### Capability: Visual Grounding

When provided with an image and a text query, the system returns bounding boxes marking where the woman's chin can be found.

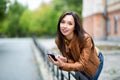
[62,33,68,36]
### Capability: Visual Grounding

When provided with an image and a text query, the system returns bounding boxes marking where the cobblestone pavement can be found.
[38,38,120,80]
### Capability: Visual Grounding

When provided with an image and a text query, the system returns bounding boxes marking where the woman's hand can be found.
[47,55,67,67]
[56,55,67,63]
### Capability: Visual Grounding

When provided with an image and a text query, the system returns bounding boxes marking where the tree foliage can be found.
[30,4,58,36]
[5,1,27,37]
[52,0,82,17]
[19,9,32,36]
[0,0,8,21]
[0,0,83,37]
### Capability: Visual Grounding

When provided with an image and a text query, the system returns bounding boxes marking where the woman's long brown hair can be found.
[56,11,94,54]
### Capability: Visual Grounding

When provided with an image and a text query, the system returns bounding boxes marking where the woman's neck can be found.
[65,33,74,41]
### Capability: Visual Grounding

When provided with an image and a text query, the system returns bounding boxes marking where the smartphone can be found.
[47,54,57,61]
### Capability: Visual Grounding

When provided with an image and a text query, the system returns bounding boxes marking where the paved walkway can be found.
[38,38,120,80]
[0,38,41,80]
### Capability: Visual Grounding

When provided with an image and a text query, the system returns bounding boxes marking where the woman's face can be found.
[60,15,75,40]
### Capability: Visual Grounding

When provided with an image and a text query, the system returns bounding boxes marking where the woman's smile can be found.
[61,28,69,34]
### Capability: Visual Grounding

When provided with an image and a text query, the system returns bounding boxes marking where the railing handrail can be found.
[32,37,78,80]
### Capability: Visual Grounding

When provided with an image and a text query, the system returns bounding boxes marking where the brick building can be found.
[82,0,120,41]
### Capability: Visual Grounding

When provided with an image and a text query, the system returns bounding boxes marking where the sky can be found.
[11,0,51,11]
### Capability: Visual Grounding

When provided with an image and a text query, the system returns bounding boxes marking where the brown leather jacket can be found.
[55,34,100,77]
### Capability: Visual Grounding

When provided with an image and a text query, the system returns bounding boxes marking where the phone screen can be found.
[47,54,57,61]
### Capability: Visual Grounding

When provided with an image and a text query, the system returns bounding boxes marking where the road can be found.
[0,38,41,80]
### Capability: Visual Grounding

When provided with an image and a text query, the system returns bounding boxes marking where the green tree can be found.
[0,0,8,21]
[19,9,32,36]
[63,0,82,15]
[30,4,59,37]
[52,0,82,17]
[29,0,83,37]
[0,0,83,37]
[0,0,9,36]
[6,0,27,37]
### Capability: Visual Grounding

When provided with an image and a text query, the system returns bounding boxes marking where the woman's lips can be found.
[61,29,68,33]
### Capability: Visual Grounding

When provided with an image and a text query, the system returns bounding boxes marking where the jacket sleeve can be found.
[60,37,93,71]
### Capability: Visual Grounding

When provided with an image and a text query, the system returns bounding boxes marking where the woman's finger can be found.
[57,56,67,62]
[48,55,58,64]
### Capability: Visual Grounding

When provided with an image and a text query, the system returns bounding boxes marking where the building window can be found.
[107,19,110,34]
[114,16,118,34]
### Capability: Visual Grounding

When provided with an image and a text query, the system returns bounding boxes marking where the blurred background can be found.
[83,0,120,41]
[0,0,120,80]
[0,0,120,41]
[0,0,82,38]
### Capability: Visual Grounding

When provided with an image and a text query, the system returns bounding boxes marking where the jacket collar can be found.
[64,34,78,48]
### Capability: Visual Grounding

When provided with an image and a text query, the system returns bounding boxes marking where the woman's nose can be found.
[63,23,68,28]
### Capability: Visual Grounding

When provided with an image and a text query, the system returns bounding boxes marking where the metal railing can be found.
[32,37,78,80]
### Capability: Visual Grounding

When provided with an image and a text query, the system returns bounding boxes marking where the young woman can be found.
[48,11,104,80]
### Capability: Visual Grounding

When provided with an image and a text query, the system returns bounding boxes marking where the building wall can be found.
[107,0,120,41]
[82,0,120,41]
[83,15,94,36]
[82,0,104,18]
[83,13,107,40]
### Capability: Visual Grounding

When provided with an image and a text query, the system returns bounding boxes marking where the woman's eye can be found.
[68,22,72,25]
[61,20,65,23]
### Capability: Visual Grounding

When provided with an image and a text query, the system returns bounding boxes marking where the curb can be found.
[31,41,53,80]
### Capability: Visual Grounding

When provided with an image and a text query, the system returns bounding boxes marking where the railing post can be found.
[56,67,59,79]
[61,70,64,80]
[68,72,70,80]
